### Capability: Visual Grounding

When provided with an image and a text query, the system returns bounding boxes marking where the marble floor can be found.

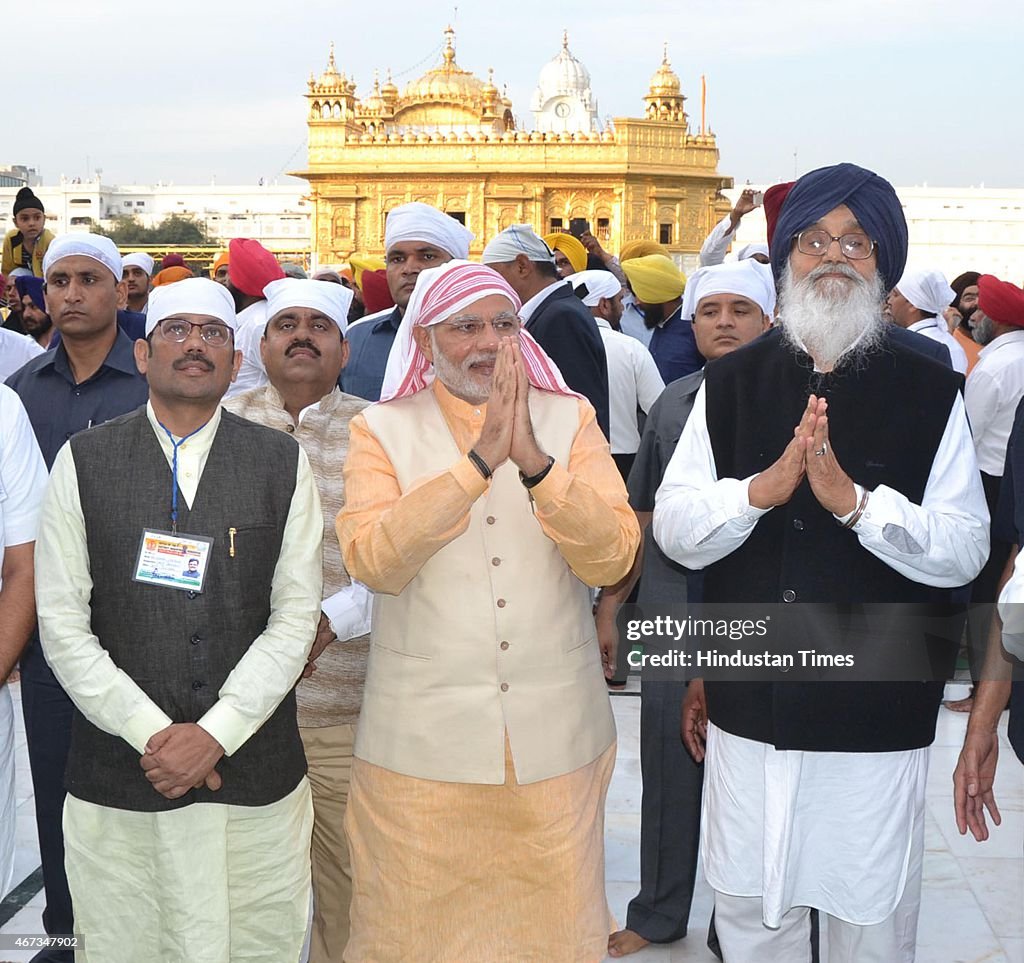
[1,680,1021,962]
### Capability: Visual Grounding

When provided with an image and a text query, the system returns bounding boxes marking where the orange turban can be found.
[152,266,193,287]
[209,251,229,278]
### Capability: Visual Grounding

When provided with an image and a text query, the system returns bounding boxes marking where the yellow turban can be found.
[619,239,670,263]
[621,254,686,304]
[348,253,387,288]
[543,233,588,274]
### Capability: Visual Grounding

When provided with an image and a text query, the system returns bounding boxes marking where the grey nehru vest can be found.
[67,407,306,812]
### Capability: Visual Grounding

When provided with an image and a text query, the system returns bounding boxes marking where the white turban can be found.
[681,260,776,321]
[122,252,155,276]
[735,242,769,262]
[145,277,236,335]
[384,202,475,259]
[481,224,556,265]
[42,233,122,281]
[895,268,956,317]
[263,277,353,334]
[567,270,622,307]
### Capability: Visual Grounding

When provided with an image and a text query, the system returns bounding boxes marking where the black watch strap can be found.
[519,456,555,489]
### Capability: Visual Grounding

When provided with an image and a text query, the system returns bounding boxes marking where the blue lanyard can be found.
[158,420,207,533]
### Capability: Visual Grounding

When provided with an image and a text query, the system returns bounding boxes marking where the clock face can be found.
[554,102,571,118]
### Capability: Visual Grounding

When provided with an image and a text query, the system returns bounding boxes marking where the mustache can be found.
[806,262,864,284]
[173,353,214,371]
[286,340,321,358]
[465,352,497,367]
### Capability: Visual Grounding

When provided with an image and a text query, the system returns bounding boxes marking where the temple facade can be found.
[294,28,733,265]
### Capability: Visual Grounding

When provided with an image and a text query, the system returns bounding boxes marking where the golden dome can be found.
[381,69,398,99]
[404,26,487,102]
[649,44,681,96]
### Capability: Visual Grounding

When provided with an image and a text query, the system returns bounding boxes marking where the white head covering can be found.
[42,233,122,281]
[681,260,776,321]
[122,252,155,276]
[566,270,622,307]
[895,268,956,317]
[263,277,353,334]
[481,225,556,265]
[384,202,475,259]
[735,242,769,262]
[7,267,32,279]
[145,277,236,335]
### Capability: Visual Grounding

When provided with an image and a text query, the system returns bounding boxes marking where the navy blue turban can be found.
[14,275,46,312]
[768,162,908,292]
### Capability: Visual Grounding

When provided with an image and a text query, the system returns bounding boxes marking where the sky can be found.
[14,0,1022,190]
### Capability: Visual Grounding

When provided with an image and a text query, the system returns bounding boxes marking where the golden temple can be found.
[294,27,733,264]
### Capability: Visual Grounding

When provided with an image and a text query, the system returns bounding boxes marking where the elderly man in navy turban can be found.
[653,163,990,962]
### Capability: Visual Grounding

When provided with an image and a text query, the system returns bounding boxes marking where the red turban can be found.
[360,269,395,315]
[978,275,1024,328]
[763,182,794,249]
[160,253,186,270]
[228,238,285,298]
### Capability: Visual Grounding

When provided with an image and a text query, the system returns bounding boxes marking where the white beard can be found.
[779,262,887,370]
[429,330,495,404]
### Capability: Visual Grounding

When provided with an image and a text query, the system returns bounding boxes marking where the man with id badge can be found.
[35,277,323,962]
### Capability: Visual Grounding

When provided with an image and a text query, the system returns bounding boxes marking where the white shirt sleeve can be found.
[964,366,999,457]
[997,555,1024,660]
[0,386,47,547]
[321,580,373,641]
[653,386,990,587]
[632,343,666,414]
[699,215,736,267]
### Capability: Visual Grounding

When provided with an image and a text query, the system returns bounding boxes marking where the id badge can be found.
[134,529,214,593]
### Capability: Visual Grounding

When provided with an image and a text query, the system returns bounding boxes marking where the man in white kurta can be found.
[35,278,323,962]
[0,385,47,898]
[654,163,989,962]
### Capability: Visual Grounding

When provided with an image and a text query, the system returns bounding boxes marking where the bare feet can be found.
[608,928,650,957]
[944,694,975,713]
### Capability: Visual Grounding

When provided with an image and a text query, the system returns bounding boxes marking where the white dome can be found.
[535,34,592,102]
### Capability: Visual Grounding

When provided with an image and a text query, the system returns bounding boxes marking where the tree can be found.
[98,214,211,245]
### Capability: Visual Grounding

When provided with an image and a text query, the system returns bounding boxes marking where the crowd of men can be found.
[0,167,1020,963]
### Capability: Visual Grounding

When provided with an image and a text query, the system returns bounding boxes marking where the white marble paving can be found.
[1,681,1021,962]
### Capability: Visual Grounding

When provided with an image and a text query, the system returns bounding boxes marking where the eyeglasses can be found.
[157,318,232,347]
[794,230,876,260]
[436,316,520,339]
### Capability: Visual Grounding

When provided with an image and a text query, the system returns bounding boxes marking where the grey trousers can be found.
[624,679,704,943]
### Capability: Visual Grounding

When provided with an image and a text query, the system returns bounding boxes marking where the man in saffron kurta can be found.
[338,261,640,962]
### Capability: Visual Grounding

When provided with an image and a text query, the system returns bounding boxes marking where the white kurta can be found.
[652,380,989,926]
